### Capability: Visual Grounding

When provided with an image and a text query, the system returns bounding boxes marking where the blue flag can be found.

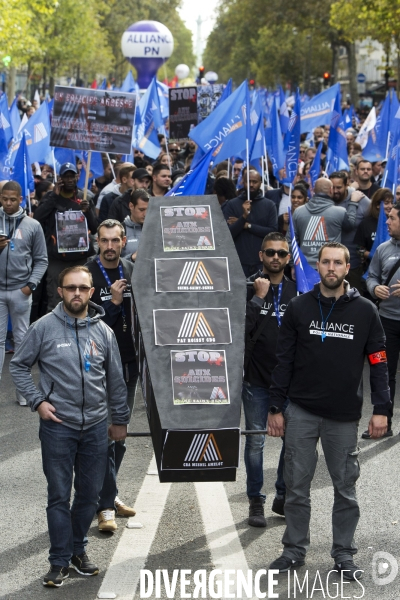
[120,71,138,93]
[300,84,340,133]
[165,149,213,197]
[11,133,35,208]
[52,147,76,175]
[132,77,163,160]
[382,130,400,192]
[99,78,107,90]
[278,86,289,136]
[289,207,320,293]
[156,81,170,121]
[9,97,21,140]
[0,93,13,146]
[306,141,323,195]
[189,80,249,163]
[77,151,104,188]
[283,90,301,184]
[265,96,284,178]
[363,94,391,162]
[216,79,232,109]
[326,89,349,175]
[362,202,390,280]
[9,101,51,168]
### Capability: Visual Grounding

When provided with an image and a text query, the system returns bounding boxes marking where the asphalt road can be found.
[1,356,400,600]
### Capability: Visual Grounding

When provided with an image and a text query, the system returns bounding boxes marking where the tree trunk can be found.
[7,66,16,105]
[345,41,358,106]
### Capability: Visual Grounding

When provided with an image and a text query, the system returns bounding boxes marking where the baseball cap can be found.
[132,168,151,180]
[60,162,78,175]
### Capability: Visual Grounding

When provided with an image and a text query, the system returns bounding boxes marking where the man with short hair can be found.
[288,178,363,269]
[10,265,129,587]
[223,169,278,276]
[99,165,136,223]
[86,221,138,532]
[107,168,151,223]
[34,162,97,311]
[95,161,130,216]
[329,170,370,291]
[151,164,172,196]
[121,190,150,262]
[268,242,390,579]
[371,161,383,185]
[366,204,400,438]
[243,233,297,527]
[0,181,48,404]
[354,160,379,198]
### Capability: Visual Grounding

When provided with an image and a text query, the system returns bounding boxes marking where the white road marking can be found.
[195,481,256,600]
[96,456,171,600]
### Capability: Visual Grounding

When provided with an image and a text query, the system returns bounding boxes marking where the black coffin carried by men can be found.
[131,195,246,482]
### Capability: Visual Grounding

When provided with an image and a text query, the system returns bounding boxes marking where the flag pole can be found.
[246,138,250,201]
[261,155,265,196]
[106,153,115,179]
[52,149,57,184]
[263,139,270,189]
[83,151,92,201]
[227,157,230,179]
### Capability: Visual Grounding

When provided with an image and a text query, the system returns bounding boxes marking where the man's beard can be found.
[101,249,119,262]
[320,272,347,290]
[64,297,90,315]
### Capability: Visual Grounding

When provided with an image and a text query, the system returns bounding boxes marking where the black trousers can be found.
[380,316,400,428]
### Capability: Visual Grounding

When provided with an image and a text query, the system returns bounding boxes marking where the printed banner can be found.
[161,428,240,470]
[160,205,215,252]
[153,308,232,345]
[50,86,136,153]
[55,210,89,253]
[169,87,198,141]
[155,257,230,292]
[171,349,230,405]
[197,84,225,123]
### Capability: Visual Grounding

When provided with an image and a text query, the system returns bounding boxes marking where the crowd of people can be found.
[0,110,397,587]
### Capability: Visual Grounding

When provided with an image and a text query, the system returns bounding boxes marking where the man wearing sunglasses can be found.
[243,232,297,527]
[10,265,129,587]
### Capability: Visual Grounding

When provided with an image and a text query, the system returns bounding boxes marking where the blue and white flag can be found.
[77,151,104,189]
[306,141,323,195]
[120,71,138,93]
[165,149,213,197]
[300,84,340,133]
[132,77,164,160]
[9,97,21,140]
[326,89,349,175]
[363,93,391,162]
[189,80,249,163]
[278,86,289,136]
[283,90,301,184]
[156,81,170,121]
[51,147,76,175]
[382,129,400,192]
[0,93,13,146]
[11,132,35,208]
[265,96,284,178]
[289,207,320,293]
[363,202,390,279]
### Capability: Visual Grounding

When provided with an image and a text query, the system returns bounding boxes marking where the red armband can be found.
[368,351,387,365]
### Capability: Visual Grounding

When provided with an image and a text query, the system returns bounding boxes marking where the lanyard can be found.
[7,217,22,250]
[271,282,283,327]
[96,256,127,332]
[67,316,91,372]
[318,293,336,342]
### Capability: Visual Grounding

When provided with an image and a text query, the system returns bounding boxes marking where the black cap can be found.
[132,168,151,180]
[60,162,78,175]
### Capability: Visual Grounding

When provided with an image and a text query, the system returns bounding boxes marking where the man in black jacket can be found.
[223,169,278,276]
[34,163,97,311]
[268,242,390,580]
[243,233,297,527]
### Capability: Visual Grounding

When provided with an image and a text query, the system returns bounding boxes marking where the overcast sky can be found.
[178,0,220,58]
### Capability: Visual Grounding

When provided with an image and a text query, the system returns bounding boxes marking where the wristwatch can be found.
[27,282,37,292]
[247,223,252,229]
[269,405,282,415]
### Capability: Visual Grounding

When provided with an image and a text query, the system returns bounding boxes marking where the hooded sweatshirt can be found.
[0,206,48,290]
[121,215,142,260]
[288,193,359,268]
[269,283,391,421]
[366,238,400,321]
[9,301,129,430]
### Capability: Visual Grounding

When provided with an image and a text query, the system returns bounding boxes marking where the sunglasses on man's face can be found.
[262,249,289,258]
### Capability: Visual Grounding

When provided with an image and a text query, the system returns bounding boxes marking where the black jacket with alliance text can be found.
[269,283,391,421]
[245,272,297,388]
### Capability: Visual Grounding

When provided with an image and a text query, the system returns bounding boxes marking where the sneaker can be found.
[334,560,363,581]
[361,429,393,439]
[271,496,285,516]
[43,565,69,587]
[269,555,305,572]
[16,390,28,406]
[98,509,117,532]
[115,496,136,517]
[70,552,99,576]
[248,497,267,527]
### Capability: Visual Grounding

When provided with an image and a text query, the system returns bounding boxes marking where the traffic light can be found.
[198,66,205,79]
[249,79,255,89]
[323,72,331,87]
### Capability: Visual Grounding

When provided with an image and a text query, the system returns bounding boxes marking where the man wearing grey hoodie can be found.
[287,178,363,269]
[10,265,129,587]
[0,181,47,405]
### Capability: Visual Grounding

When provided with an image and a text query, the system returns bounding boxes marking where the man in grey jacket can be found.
[10,265,129,588]
[287,178,363,269]
[121,189,150,262]
[366,204,400,438]
[0,181,47,405]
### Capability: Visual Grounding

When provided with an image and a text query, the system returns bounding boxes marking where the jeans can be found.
[98,360,138,512]
[0,288,32,379]
[282,402,360,562]
[39,418,108,567]
[380,316,400,428]
[242,381,286,500]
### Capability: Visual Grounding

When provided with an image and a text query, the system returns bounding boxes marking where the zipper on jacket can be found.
[75,321,86,429]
